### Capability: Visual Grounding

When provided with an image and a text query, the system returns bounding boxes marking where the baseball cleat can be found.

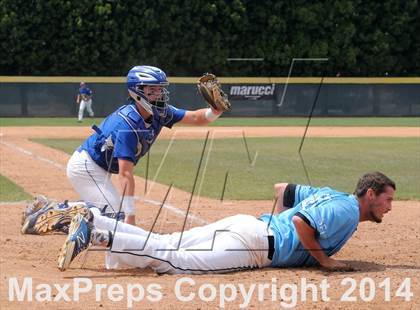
[21,195,51,225]
[57,214,92,271]
[100,205,126,222]
[21,201,91,235]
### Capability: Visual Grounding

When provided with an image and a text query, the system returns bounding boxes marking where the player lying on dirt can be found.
[22,171,396,273]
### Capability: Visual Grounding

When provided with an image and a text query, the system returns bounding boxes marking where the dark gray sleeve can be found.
[283,183,297,208]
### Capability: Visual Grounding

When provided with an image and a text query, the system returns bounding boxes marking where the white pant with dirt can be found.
[78,99,94,121]
[90,210,273,274]
[67,150,122,213]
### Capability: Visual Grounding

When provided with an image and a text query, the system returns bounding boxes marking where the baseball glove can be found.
[197,73,231,112]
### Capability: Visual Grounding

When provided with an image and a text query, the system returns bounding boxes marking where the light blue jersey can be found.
[259,185,360,267]
[79,100,185,173]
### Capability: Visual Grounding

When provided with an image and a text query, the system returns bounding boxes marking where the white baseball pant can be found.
[67,150,122,213]
[78,99,94,121]
[90,210,274,274]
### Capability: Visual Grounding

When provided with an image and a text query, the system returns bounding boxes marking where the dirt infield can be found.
[0,126,419,309]
[1,125,419,139]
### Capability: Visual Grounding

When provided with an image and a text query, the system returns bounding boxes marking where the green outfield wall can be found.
[1,77,419,117]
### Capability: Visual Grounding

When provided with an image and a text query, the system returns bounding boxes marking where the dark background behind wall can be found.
[1,0,419,77]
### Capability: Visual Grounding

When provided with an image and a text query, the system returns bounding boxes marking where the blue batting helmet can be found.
[127,66,170,116]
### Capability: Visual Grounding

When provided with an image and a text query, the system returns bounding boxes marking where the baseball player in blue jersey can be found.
[56,171,395,273]
[21,65,226,235]
[77,82,94,122]
[68,66,227,226]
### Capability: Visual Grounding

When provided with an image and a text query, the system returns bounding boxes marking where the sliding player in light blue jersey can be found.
[57,172,395,273]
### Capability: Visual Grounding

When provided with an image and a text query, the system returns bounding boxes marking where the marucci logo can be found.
[229,84,276,100]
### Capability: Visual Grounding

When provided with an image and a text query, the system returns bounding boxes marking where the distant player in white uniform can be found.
[21,65,226,234]
[77,82,94,122]
[56,171,395,273]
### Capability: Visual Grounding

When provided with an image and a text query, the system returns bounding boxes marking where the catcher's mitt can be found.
[197,73,231,112]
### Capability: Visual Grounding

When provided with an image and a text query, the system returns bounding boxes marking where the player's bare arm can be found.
[118,159,136,225]
[274,183,289,213]
[180,107,222,125]
[292,215,353,271]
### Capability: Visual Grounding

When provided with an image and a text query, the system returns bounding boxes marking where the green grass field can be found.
[31,137,420,200]
[0,175,31,202]
[1,117,419,127]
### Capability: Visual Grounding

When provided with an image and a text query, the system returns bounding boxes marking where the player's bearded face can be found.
[368,186,394,223]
